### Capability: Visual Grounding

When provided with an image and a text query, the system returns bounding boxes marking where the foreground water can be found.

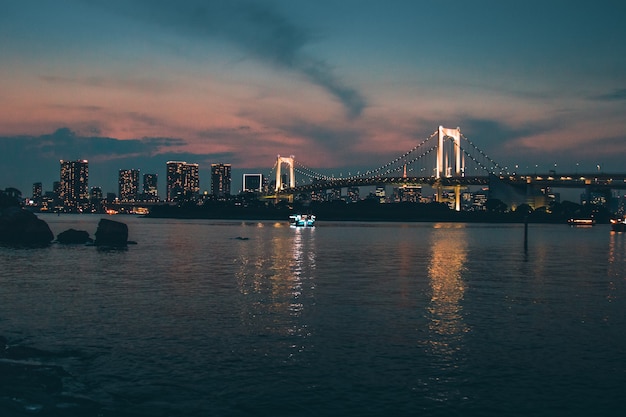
[1,214,625,416]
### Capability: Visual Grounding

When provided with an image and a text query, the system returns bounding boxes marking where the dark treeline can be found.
[146,197,612,224]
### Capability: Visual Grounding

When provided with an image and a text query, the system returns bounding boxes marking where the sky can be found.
[1,0,625,197]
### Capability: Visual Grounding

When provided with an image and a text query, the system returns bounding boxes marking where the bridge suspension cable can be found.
[269,127,509,190]
[459,134,507,175]
[350,130,438,180]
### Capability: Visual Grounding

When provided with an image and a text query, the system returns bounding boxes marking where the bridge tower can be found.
[275,155,295,192]
[436,126,464,211]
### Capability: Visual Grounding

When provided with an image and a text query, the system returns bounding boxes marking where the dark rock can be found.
[94,218,128,247]
[0,206,53,246]
[56,228,92,244]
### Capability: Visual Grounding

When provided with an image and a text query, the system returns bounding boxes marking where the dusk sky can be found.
[1,0,625,196]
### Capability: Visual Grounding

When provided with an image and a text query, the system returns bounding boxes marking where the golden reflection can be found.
[427,225,469,355]
[235,224,316,344]
[607,233,626,302]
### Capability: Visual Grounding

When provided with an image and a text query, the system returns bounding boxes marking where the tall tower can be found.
[59,159,89,212]
[118,169,140,202]
[211,163,232,198]
[166,161,199,201]
[275,155,295,192]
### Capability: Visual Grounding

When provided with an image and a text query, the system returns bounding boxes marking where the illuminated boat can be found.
[610,217,626,232]
[567,218,595,226]
[289,214,316,227]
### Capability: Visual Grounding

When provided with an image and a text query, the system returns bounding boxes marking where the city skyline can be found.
[1,1,625,195]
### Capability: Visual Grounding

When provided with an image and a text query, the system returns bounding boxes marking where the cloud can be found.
[87,0,367,118]
[1,128,186,161]
[0,128,228,194]
[590,88,626,101]
[40,75,174,94]
[459,118,553,146]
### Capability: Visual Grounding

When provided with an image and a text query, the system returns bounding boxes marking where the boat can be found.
[610,217,626,232]
[289,214,316,227]
[567,218,595,226]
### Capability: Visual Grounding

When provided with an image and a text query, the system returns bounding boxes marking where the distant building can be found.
[328,188,342,202]
[32,182,42,202]
[143,173,158,201]
[243,173,263,193]
[211,163,232,198]
[166,161,199,201]
[118,169,140,202]
[90,186,103,201]
[375,186,386,203]
[33,182,43,200]
[347,187,360,203]
[59,159,89,212]
[90,186,104,213]
[393,185,421,203]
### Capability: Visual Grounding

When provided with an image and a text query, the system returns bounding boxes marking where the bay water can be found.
[1,214,625,416]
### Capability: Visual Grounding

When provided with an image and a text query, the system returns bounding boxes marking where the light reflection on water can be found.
[1,215,625,416]
[427,223,468,357]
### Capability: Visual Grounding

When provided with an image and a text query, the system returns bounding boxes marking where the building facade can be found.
[32,182,42,202]
[242,173,263,193]
[166,161,199,201]
[118,169,140,202]
[59,159,89,211]
[143,173,158,201]
[211,163,232,198]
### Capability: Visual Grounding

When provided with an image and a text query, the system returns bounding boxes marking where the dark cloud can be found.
[18,128,185,158]
[590,88,626,101]
[0,128,189,194]
[86,0,367,118]
[0,128,263,195]
[459,118,553,145]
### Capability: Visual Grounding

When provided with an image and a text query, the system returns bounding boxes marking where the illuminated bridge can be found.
[270,126,626,210]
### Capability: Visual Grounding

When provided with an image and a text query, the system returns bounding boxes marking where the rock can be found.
[56,228,92,244]
[94,218,128,247]
[0,206,53,246]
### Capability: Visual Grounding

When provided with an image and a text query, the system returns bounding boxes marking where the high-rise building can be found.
[32,182,42,202]
[211,163,231,198]
[59,159,89,211]
[118,169,140,202]
[243,173,263,193]
[143,173,158,201]
[166,161,199,201]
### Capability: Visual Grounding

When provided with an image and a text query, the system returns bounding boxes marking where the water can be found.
[1,214,625,416]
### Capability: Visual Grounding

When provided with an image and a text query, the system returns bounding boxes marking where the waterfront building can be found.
[32,182,42,203]
[59,159,89,212]
[243,174,263,193]
[393,185,422,203]
[90,187,103,201]
[166,161,199,201]
[118,169,140,202]
[211,163,232,198]
[375,186,386,203]
[143,173,158,201]
[327,188,342,202]
[347,187,360,203]
[90,186,104,213]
